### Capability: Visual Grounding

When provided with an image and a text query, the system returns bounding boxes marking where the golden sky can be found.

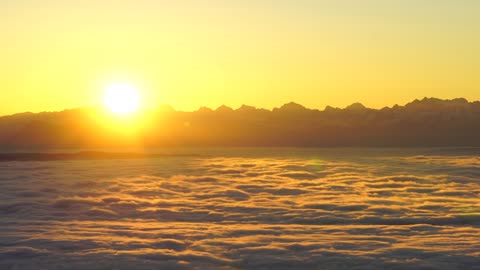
[1,0,479,115]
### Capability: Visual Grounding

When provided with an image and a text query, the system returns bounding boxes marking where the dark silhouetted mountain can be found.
[324,105,340,112]
[237,105,256,112]
[345,102,367,111]
[216,105,234,113]
[275,102,307,112]
[1,97,480,149]
[196,106,213,113]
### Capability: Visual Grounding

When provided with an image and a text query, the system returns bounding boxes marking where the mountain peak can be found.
[324,105,339,112]
[345,102,366,110]
[237,105,257,112]
[197,106,213,113]
[277,102,307,111]
[216,105,234,112]
[406,97,470,111]
[452,98,468,104]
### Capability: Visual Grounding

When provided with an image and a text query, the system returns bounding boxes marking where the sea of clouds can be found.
[0,148,479,269]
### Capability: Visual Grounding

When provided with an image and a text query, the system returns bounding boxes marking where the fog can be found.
[1,149,479,269]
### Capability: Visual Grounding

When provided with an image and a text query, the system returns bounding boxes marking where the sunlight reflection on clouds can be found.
[0,151,479,269]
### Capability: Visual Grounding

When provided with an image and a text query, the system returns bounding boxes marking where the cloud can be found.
[0,152,479,269]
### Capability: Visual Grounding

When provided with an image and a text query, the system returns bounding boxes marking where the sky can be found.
[1,0,479,115]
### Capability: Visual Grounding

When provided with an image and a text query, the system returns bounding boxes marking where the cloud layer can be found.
[1,150,479,269]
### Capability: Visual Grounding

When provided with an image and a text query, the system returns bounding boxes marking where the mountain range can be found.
[1,97,480,149]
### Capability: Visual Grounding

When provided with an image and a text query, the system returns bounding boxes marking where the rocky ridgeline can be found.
[1,97,480,148]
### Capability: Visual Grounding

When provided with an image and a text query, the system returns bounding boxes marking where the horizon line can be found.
[0,96,477,117]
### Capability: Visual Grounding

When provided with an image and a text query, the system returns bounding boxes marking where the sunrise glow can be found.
[103,83,140,115]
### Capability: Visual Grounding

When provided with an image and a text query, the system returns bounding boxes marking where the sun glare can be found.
[103,84,140,115]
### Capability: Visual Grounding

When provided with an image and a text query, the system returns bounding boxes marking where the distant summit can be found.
[405,97,470,112]
[215,105,234,113]
[276,102,307,112]
[196,106,213,113]
[237,105,257,112]
[345,102,367,110]
[1,97,480,149]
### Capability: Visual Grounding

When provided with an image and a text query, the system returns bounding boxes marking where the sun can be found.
[103,83,140,115]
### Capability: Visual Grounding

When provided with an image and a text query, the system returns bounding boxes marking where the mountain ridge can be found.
[2,97,479,118]
[1,97,480,149]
